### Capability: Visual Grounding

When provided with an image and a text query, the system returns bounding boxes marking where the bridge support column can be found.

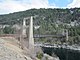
[29,16,34,55]
[22,18,27,37]
[66,29,68,41]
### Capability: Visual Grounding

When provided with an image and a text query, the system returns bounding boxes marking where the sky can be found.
[0,0,80,14]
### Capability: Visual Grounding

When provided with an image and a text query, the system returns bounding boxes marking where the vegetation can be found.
[3,26,15,34]
[36,52,43,59]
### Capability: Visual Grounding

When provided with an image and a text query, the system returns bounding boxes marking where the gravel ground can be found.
[0,38,27,60]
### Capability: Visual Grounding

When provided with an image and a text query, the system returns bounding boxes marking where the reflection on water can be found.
[42,47,80,60]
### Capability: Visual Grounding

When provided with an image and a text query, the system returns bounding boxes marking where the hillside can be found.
[0,8,80,23]
[0,8,80,34]
[0,8,80,45]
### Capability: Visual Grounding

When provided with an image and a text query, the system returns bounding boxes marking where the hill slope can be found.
[0,8,80,35]
[0,37,32,60]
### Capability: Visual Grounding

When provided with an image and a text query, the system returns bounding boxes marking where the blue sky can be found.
[0,0,80,14]
[48,0,73,7]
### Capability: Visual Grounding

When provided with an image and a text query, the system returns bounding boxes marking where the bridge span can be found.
[33,34,66,38]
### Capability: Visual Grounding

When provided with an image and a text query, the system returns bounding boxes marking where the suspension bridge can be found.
[0,16,68,55]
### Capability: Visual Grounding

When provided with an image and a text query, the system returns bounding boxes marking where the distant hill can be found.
[0,8,80,24]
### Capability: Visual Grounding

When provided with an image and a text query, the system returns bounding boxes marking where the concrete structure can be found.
[22,18,27,37]
[21,16,34,54]
[62,29,68,41]
[29,16,34,54]
[65,29,68,41]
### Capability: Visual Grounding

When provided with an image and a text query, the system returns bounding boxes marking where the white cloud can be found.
[67,0,80,8]
[0,0,56,14]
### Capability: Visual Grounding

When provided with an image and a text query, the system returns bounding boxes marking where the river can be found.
[41,46,80,60]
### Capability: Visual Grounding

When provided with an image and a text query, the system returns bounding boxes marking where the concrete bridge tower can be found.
[21,16,35,54]
[22,18,27,37]
[29,16,34,54]
[65,29,68,41]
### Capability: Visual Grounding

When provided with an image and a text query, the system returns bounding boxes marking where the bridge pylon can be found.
[22,18,27,37]
[29,16,34,54]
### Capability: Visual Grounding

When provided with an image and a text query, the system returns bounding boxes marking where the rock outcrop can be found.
[42,54,60,60]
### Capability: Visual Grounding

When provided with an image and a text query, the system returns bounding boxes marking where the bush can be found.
[36,52,43,59]
[3,26,15,34]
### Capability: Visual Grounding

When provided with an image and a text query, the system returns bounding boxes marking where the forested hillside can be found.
[0,8,80,34]
[0,8,80,24]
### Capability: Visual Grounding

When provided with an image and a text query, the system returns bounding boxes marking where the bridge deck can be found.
[33,34,65,38]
